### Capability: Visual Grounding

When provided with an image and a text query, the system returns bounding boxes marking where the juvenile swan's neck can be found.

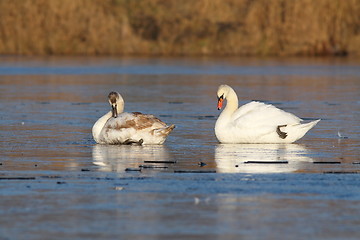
[116,102,124,115]
[92,111,112,143]
[222,87,239,117]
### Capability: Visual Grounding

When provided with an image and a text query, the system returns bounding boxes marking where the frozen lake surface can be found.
[1,56,360,239]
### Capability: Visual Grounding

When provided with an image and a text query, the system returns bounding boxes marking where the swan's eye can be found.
[218,94,224,100]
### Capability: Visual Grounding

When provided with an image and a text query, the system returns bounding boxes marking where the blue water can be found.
[1,56,360,240]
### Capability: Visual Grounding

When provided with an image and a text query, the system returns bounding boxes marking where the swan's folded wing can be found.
[232,101,302,130]
[130,112,167,130]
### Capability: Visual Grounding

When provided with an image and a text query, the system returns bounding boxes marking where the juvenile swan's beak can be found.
[111,104,118,118]
[217,96,224,110]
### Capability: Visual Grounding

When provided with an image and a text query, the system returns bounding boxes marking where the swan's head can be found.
[216,85,232,110]
[108,91,124,118]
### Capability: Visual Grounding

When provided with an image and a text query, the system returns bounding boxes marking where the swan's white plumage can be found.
[232,101,302,128]
[92,92,174,145]
[215,85,320,143]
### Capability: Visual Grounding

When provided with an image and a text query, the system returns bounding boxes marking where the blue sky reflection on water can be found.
[0,56,360,240]
[1,56,360,76]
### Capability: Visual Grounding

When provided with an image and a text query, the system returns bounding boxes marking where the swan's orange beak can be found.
[217,97,223,110]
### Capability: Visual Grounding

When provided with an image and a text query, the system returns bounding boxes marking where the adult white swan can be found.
[92,91,175,145]
[215,85,320,143]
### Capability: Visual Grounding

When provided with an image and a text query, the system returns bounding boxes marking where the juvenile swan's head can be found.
[108,91,124,118]
[216,85,232,110]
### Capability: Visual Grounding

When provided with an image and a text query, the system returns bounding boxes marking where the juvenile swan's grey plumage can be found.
[92,91,175,145]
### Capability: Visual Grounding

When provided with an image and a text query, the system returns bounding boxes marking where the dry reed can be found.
[0,0,359,56]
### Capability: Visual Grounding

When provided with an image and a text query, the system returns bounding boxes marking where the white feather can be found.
[215,85,320,143]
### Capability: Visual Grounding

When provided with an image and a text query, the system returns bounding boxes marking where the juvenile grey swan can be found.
[92,91,175,145]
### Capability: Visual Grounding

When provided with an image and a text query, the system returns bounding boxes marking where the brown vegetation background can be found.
[1,0,360,56]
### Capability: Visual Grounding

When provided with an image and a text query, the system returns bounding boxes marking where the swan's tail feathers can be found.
[287,119,320,142]
[154,124,175,137]
[283,119,320,143]
[302,119,321,130]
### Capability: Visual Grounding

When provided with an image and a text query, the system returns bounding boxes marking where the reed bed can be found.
[0,0,359,56]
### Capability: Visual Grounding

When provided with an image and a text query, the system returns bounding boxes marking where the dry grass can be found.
[0,0,359,56]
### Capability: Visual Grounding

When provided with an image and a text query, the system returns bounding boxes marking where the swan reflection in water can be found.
[92,144,171,172]
[215,144,313,173]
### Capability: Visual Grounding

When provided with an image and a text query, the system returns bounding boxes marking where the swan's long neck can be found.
[116,101,124,115]
[215,86,239,141]
[222,87,239,117]
[92,111,112,143]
